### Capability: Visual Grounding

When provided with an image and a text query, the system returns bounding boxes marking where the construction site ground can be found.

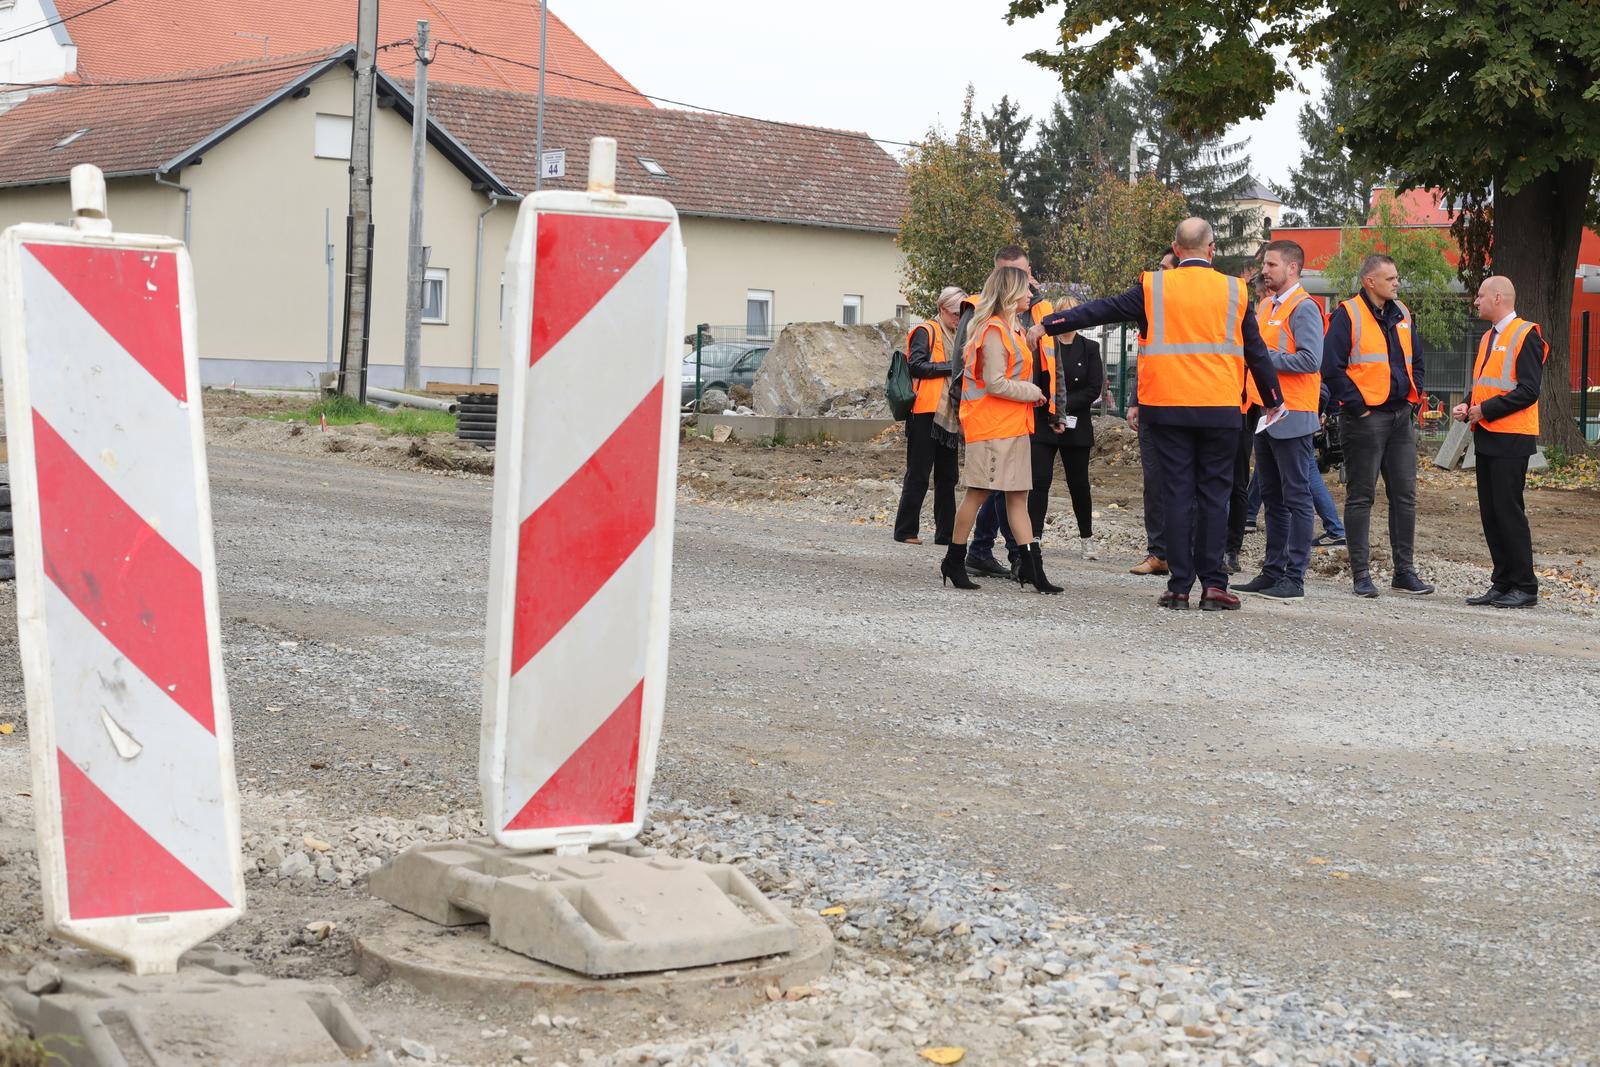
[2,400,1598,1066]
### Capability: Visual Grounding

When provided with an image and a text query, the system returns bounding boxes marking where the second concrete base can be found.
[354,908,832,1025]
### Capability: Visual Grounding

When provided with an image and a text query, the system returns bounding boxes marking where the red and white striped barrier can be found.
[481,138,687,851]
[0,166,242,974]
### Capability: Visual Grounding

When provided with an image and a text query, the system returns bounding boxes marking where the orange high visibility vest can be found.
[908,321,949,415]
[1029,298,1058,417]
[1136,267,1247,408]
[1248,288,1323,412]
[1471,317,1544,436]
[960,316,1035,443]
[1341,295,1418,406]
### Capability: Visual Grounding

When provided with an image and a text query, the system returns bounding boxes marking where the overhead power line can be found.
[0,40,413,92]
[432,40,919,150]
[0,0,123,47]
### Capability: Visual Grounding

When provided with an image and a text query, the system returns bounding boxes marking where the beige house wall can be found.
[679,217,906,335]
[0,178,182,247]
[0,68,908,386]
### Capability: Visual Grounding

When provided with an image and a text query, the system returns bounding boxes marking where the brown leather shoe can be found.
[1158,591,1189,610]
[1130,555,1169,576]
[1201,587,1241,611]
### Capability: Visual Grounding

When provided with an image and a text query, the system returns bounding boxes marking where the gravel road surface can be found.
[0,438,1595,1066]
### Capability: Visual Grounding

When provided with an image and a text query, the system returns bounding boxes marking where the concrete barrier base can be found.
[0,947,373,1066]
[368,841,802,977]
[354,907,833,1025]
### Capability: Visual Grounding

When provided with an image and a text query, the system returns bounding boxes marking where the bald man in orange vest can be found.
[1033,218,1282,611]
[1454,275,1548,609]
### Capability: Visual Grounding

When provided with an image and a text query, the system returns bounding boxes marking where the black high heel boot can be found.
[1017,542,1063,594]
[940,543,981,589]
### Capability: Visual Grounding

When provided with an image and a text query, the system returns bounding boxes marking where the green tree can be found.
[1016,84,1139,275]
[1057,172,1189,298]
[1129,60,1254,230]
[1322,192,1460,348]
[1270,53,1381,226]
[897,86,1021,313]
[982,95,1033,206]
[1005,0,1599,450]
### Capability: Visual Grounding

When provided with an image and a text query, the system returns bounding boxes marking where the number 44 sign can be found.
[541,149,565,180]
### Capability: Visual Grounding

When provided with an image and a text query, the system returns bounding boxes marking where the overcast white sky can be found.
[554,0,1323,189]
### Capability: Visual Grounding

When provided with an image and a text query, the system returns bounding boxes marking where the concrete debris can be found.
[751,321,900,417]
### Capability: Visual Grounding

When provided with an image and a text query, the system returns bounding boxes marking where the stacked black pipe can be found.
[457,393,497,447]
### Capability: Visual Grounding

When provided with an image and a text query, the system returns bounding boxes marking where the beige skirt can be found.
[962,434,1032,491]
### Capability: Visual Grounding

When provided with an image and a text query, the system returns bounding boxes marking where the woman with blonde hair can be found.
[940,266,1061,593]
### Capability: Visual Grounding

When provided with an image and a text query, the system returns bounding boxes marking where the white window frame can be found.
[842,294,863,326]
[314,114,353,160]
[422,268,449,324]
[747,289,774,340]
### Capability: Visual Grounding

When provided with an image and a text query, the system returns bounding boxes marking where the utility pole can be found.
[337,0,380,401]
[1129,137,1138,183]
[534,0,548,192]
[402,19,431,391]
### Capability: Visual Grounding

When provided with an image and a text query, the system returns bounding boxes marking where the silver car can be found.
[680,342,770,407]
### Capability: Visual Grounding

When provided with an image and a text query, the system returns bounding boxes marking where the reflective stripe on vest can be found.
[909,320,947,415]
[1471,318,1542,436]
[1249,289,1323,412]
[1342,296,1418,405]
[960,317,1035,443]
[1136,268,1248,408]
[1030,298,1057,417]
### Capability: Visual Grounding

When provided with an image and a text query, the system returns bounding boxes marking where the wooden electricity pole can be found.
[337,0,380,401]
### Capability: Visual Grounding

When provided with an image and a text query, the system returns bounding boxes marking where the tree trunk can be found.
[1491,159,1595,452]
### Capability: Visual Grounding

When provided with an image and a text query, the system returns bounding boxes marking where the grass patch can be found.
[268,393,456,437]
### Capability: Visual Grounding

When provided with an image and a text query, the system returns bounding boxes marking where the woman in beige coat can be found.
[940,266,1061,594]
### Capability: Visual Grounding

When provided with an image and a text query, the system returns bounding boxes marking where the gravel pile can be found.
[244,794,1581,1066]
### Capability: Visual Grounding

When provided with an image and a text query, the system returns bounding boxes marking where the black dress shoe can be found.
[1491,589,1538,609]
[1466,588,1503,606]
[1225,551,1241,575]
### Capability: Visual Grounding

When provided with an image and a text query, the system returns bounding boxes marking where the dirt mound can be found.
[205,416,493,476]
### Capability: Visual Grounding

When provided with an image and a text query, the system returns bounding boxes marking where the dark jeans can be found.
[1227,408,1259,555]
[1255,432,1315,585]
[1137,416,1165,557]
[894,412,958,543]
[1148,423,1239,595]
[1340,406,1418,575]
[1029,439,1093,539]
[970,492,1018,558]
[1476,451,1536,594]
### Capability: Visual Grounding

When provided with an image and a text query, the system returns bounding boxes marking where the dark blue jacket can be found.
[1040,261,1281,428]
[1322,291,1427,415]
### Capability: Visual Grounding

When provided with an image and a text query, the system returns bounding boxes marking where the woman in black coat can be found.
[1032,302,1104,560]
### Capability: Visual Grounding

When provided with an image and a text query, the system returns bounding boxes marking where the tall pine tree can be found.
[1014,82,1138,277]
[1130,60,1255,237]
[982,95,1032,206]
[1270,53,1380,226]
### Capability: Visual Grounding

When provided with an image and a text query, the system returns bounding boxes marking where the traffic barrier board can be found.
[0,166,243,974]
[481,139,687,850]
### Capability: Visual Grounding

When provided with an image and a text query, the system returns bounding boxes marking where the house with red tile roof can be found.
[1,0,647,105]
[0,49,909,386]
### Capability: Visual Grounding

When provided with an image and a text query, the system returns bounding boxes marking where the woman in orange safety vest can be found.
[940,266,1061,594]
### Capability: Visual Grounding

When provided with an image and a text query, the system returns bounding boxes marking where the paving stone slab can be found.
[0,950,373,1067]
[368,840,801,977]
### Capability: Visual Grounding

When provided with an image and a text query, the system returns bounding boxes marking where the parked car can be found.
[680,341,770,407]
